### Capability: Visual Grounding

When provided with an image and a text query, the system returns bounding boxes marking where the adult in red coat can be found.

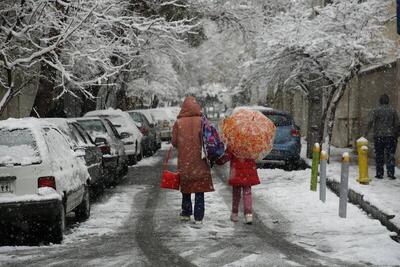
[172,96,214,223]
[217,148,260,224]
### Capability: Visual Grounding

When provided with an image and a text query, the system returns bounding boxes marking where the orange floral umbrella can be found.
[221,109,276,160]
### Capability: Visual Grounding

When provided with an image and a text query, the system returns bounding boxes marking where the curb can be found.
[326,178,399,236]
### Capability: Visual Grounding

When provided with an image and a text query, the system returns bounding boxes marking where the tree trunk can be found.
[306,87,324,158]
[326,62,361,157]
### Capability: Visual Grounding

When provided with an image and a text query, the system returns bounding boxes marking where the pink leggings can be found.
[232,186,252,215]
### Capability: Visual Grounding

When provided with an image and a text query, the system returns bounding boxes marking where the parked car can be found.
[0,118,91,244]
[45,118,105,196]
[84,109,143,165]
[127,110,157,155]
[76,117,128,186]
[148,108,174,141]
[233,106,302,170]
[134,109,162,150]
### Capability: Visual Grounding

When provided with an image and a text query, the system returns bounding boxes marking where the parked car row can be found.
[0,107,176,244]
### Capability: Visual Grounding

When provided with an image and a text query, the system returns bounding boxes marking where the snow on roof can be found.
[0,117,55,130]
[233,106,274,113]
[85,108,128,117]
[85,109,142,138]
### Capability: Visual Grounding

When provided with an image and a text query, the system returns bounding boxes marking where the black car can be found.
[76,117,128,186]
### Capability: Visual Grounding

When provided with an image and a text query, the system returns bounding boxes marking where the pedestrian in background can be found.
[216,146,260,224]
[366,94,400,179]
[172,96,214,225]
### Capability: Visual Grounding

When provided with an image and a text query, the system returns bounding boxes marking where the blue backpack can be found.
[201,115,225,166]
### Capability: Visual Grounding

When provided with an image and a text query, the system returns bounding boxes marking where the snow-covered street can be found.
[1,145,399,266]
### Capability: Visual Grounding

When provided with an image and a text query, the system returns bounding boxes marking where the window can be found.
[78,119,107,134]
[0,128,41,165]
[263,113,292,127]
[104,119,120,139]
[43,128,74,162]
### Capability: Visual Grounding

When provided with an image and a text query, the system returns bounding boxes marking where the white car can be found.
[84,109,143,165]
[148,108,175,141]
[0,118,91,244]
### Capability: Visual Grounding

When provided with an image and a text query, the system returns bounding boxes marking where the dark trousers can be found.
[374,136,397,177]
[181,193,204,221]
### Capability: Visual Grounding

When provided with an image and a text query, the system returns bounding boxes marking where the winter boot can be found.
[230,213,239,222]
[180,215,190,222]
[245,214,253,225]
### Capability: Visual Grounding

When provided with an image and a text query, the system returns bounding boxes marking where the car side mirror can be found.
[94,137,107,146]
[120,132,131,139]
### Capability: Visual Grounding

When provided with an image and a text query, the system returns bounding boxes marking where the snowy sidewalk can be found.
[306,142,400,236]
[253,166,400,266]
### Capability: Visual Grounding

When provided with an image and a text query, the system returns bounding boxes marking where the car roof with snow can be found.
[84,109,142,137]
[0,117,55,130]
[232,106,290,116]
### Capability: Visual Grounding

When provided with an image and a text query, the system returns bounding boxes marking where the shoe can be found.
[230,213,239,222]
[194,220,203,225]
[388,175,397,180]
[375,175,383,179]
[180,215,190,222]
[245,214,253,225]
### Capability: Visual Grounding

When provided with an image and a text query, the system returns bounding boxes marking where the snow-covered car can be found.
[76,117,128,186]
[161,106,180,119]
[45,118,105,196]
[127,110,157,156]
[148,108,175,141]
[133,109,162,150]
[0,118,91,244]
[84,109,143,165]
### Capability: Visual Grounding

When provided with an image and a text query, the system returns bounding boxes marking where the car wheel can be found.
[49,203,65,244]
[285,159,299,171]
[75,186,90,221]
[128,154,137,166]
[137,147,143,161]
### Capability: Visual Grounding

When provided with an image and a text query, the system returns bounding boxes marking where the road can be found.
[0,147,356,267]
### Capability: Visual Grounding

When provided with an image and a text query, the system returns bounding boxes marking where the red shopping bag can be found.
[160,147,180,190]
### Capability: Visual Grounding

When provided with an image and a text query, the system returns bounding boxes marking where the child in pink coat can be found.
[217,147,260,224]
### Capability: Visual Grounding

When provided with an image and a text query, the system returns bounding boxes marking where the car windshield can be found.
[0,128,41,166]
[129,112,142,123]
[78,120,107,136]
[263,113,292,127]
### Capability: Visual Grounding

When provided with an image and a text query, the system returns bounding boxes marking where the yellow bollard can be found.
[356,137,369,185]
[310,143,320,191]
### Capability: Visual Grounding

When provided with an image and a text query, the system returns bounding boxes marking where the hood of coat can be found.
[178,96,201,118]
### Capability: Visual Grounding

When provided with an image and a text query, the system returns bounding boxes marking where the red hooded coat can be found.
[172,97,214,193]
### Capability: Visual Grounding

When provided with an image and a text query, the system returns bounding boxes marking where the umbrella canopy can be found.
[221,109,276,159]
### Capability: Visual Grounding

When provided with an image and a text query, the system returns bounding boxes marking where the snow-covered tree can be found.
[0,0,197,115]
[240,0,395,152]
